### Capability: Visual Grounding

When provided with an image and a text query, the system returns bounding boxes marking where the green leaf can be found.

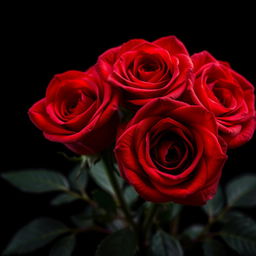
[124,186,138,206]
[71,217,93,229]
[71,208,94,228]
[95,228,137,256]
[89,160,114,195]
[151,230,183,256]
[93,208,113,223]
[183,225,204,240]
[50,235,76,256]
[203,239,227,256]
[2,169,69,193]
[92,190,117,214]
[3,218,68,255]
[203,187,224,218]
[68,165,88,192]
[226,174,256,208]
[89,159,123,195]
[220,212,256,256]
[51,193,78,206]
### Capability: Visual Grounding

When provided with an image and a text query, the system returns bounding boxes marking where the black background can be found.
[1,23,256,256]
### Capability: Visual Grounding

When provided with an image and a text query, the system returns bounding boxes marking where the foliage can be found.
[2,156,256,255]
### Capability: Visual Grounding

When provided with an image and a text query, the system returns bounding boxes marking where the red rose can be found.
[96,36,193,106]
[28,68,119,155]
[115,98,227,205]
[189,51,255,148]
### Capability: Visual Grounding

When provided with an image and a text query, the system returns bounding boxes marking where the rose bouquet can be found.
[2,36,256,256]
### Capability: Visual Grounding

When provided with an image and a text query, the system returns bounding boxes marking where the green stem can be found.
[102,152,161,255]
[213,205,230,222]
[102,152,138,233]
[64,189,96,207]
[171,214,180,236]
[143,203,159,235]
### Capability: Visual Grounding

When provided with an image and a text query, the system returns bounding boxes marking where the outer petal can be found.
[224,118,256,148]
[46,70,89,99]
[118,39,147,55]
[96,39,146,80]
[154,36,189,55]
[172,170,222,205]
[65,112,119,155]
[192,51,218,72]
[96,46,121,80]
[28,98,72,135]
[126,97,188,128]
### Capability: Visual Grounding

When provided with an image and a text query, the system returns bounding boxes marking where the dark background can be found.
[1,25,256,256]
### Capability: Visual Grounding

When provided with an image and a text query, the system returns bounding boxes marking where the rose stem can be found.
[102,151,139,234]
[62,189,97,207]
[143,203,160,240]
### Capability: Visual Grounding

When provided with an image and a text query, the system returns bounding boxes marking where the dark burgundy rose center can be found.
[210,81,239,109]
[130,54,169,82]
[205,71,238,109]
[66,93,81,113]
[150,132,193,175]
[212,86,230,107]
[57,88,96,120]
[141,62,159,72]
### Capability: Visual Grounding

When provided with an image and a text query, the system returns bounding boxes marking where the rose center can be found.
[66,95,81,113]
[133,55,164,82]
[150,132,191,175]
[212,86,231,108]
[166,146,181,163]
[141,62,158,72]
[62,90,95,118]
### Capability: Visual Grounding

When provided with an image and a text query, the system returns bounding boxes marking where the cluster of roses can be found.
[29,36,255,205]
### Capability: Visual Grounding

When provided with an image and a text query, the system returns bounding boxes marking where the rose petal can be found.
[154,36,189,55]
